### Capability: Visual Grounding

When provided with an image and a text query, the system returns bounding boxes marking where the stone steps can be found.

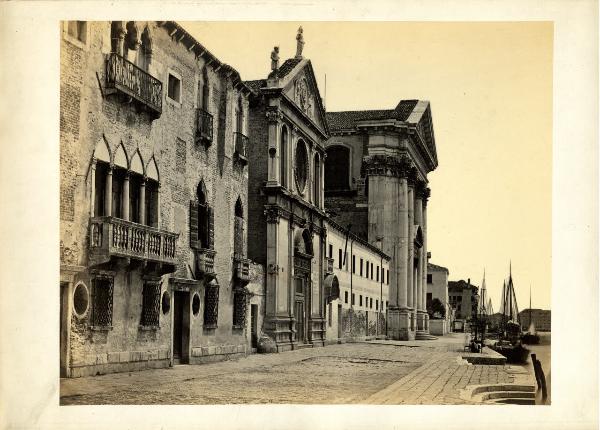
[294,343,314,350]
[492,397,536,405]
[415,331,437,341]
[461,382,537,405]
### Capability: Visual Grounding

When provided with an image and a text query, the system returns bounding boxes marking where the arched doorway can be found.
[293,229,313,345]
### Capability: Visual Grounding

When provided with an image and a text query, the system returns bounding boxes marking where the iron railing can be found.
[195,108,213,144]
[105,53,162,116]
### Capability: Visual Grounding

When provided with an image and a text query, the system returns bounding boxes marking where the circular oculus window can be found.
[161,290,171,315]
[192,293,201,316]
[72,282,89,318]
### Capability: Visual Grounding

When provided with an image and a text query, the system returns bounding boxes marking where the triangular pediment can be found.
[407,101,438,165]
[280,60,329,136]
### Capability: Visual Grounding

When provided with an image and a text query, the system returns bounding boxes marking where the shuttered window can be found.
[189,201,214,250]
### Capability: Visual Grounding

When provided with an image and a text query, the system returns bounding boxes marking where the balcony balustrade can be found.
[234,132,249,165]
[105,53,162,118]
[233,255,251,284]
[196,248,217,280]
[89,217,178,267]
[195,108,214,145]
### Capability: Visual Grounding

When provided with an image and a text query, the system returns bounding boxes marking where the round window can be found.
[161,291,171,314]
[192,293,201,316]
[294,139,308,193]
[73,282,89,318]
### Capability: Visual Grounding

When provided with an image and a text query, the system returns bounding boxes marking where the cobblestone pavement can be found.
[60,333,517,405]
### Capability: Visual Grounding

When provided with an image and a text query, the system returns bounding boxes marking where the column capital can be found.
[407,167,418,186]
[265,106,283,123]
[362,154,412,178]
[422,187,431,206]
[415,180,427,199]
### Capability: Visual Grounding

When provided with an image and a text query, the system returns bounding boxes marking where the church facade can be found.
[245,51,330,351]
[325,101,438,340]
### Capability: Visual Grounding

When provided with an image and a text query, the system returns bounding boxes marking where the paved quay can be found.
[61,333,519,405]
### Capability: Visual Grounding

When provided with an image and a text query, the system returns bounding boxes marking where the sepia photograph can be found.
[58,20,552,406]
[0,1,597,429]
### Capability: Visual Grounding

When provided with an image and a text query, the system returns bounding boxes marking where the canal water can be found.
[519,331,551,404]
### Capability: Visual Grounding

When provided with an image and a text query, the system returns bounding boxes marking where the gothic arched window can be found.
[234,197,244,257]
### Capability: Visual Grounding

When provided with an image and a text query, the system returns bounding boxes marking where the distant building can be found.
[519,308,551,332]
[426,262,452,335]
[448,279,479,321]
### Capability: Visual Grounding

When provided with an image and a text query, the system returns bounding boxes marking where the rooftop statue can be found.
[295,26,304,59]
[270,46,280,71]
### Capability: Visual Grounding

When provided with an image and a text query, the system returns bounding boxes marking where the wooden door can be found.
[295,300,305,344]
[173,291,185,362]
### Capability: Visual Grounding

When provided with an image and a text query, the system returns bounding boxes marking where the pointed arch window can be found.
[196,67,213,144]
[190,182,214,250]
[234,197,245,258]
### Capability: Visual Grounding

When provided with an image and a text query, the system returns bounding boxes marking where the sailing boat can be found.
[491,262,530,363]
[469,269,489,352]
[521,285,540,344]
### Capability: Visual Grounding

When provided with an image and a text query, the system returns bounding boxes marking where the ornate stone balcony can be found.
[195,108,213,145]
[234,132,249,165]
[233,255,251,284]
[325,257,334,275]
[105,53,162,118]
[89,216,178,268]
[195,248,217,280]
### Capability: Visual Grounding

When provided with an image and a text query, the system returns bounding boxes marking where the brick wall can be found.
[246,101,268,264]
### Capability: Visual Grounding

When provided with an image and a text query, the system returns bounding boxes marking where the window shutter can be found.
[189,201,199,249]
[208,206,215,250]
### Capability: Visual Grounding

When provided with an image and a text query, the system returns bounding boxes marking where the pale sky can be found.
[182,22,553,311]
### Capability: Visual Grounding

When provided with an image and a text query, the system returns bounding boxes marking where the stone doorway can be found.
[60,282,69,377]
[172,290,189,364]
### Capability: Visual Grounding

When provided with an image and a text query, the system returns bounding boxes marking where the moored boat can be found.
[490,263,530,363]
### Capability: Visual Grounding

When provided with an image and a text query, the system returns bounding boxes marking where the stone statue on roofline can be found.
[295,26,304,59]
[270,46,280,72]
